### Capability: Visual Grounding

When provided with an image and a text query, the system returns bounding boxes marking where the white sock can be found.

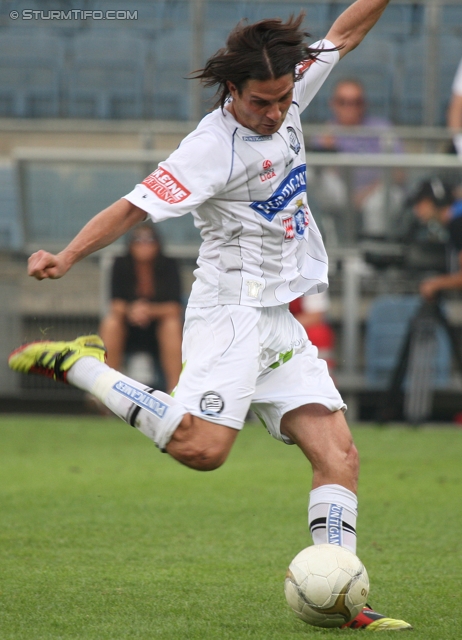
[308,484,358,554]
[67,357,186,450]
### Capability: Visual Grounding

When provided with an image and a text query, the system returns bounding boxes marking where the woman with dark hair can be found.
[99,224,183,392]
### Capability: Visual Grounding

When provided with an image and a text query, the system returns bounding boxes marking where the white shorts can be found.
[173,304,345,443]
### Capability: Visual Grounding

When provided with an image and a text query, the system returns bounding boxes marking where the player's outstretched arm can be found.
[325,0,391,59]
[28,198,147,281]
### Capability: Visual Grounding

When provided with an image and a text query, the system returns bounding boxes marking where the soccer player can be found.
[9,0,412,630]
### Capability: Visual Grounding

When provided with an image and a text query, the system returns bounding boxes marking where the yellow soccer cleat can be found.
[8,335,106,383]
[341,605,413,631]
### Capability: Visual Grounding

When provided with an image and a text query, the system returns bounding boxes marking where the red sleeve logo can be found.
[297,59,315,75]
[142,167,191,204]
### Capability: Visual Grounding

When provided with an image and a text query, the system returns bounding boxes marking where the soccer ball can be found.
[284,544,369,628]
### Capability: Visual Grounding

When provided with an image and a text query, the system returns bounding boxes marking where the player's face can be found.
[226,75,294,135]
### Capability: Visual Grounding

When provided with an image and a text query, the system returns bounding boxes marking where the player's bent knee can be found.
[172,443,229,471]
[166,416,238,471]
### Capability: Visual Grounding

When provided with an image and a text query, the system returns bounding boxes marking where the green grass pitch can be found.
[0,416,461,639]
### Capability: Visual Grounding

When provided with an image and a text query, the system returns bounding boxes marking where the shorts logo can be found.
[260,159,276,182]
[200,391,224,415]
[246,279,263,298]
[142,167,191,204]
[283,216,295,241]
[327,504,343,546]
[112,381,168,418]
[242,135,273,141]
[287,126,301,155]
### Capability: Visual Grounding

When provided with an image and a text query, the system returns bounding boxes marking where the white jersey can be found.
[453,58,462,96]
[124,41,339,308]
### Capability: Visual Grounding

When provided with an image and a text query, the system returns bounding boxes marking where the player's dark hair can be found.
[192,13,338,109]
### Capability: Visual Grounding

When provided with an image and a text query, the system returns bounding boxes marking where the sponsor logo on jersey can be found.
[112,381,168,418]
[242,135,273,142]
[260,159,276,182]
[250,164,307,221]
[287,126,301,154]
[283,216,295,241]
[142,167,190,204]
[246,279,263,298]
[296,58,315,75]
[327,504,343,546]
[200,391,224,415]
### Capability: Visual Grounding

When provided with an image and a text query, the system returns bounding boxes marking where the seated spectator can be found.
[311,78,404,238]
[99,224,183,393]
[289,291,335,374]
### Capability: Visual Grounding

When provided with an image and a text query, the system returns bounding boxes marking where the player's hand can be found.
[27,250,70,280]
[127,299,152,327]
[419,278,439,301]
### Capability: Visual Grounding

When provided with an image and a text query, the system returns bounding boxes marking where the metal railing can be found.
[12,146,462,382]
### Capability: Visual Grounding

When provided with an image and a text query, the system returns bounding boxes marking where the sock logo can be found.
[327,504,343,546]
[113,381,168,418]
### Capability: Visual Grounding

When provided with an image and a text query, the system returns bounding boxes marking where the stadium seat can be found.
[365,295,451,389]
[0,60,60,118]
[152,28,193,119]
[205,1,329,52]
[67,31,144,118]
[0,0,457,125]
[68,61,143,119]
[305,38,395,123]
[20,162,143,244]
[440,5,462,31]
[371,4,424,37]
[0,163,22,250]
[438,35,462,125]
[395,36,425,125]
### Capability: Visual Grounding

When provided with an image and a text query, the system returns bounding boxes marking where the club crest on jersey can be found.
[250,164,307,221]
[287,126,301,155]
[260,159,276,182]
[200,391,224,415]
[294,208,306,239]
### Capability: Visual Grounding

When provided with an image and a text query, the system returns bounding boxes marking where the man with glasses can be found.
[313,79,403,238]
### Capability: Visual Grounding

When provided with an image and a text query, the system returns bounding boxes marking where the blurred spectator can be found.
[99,224,183,392]
[311,78,404,238]
[289,291,335,373]
[447,58,462,156]
[407,178,462,300]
